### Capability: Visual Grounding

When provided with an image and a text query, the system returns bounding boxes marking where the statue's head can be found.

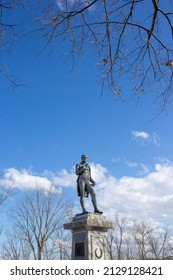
[81,154,88,161]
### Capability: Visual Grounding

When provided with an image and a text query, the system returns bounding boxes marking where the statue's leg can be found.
[87,183,103,214]
[79,181,88,214]
[80,196,87,213]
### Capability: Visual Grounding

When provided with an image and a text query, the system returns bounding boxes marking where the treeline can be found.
[108,215,173,260]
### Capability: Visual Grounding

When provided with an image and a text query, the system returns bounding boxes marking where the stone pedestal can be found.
[64,213,114,260]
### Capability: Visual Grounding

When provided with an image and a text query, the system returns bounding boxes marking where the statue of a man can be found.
[75,154,103,214]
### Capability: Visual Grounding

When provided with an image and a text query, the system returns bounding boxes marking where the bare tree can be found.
[127,220,173,259]
[43,224,72,260]
[147,228,172,259]
[9,185,70,260]
[0,185,13,210]
[107,228,116,259]
[1,226,72,260]
[1,1,172,110]
[131,221,153,259]
[34,0,173,110]
[115,214,128,259]
[0,184,14,242]
[108,215,173,260]
[0,231,32,260]
[0,1,25,87]
[108,214,128,259]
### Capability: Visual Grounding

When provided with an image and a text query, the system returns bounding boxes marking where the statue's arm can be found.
[75,164,85,176]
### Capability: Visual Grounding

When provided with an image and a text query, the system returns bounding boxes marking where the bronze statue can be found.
[75,154,103,214]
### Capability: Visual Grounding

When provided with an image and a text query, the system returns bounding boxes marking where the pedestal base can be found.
[64,213,114,260]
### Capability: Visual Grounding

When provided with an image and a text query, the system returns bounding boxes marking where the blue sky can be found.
[0,1,173,234]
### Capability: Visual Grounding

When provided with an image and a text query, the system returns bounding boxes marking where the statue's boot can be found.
[94,209,103,214]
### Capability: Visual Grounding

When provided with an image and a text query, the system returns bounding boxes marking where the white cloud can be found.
[131,130,159,145]
[0,168,54,192]
[56,0,88,10]
[56,0,65,10]
[126,160,150,175]
[132,130,150,140]
[1,162,173,229]
[48,168,76,187]
[95,162,173,227]
[111,157,120,163]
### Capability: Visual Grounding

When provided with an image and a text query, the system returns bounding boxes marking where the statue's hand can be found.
[91,181,96,187]
[82,165,87,170]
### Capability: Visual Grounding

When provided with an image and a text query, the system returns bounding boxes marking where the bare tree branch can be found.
[34,0,173,111]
